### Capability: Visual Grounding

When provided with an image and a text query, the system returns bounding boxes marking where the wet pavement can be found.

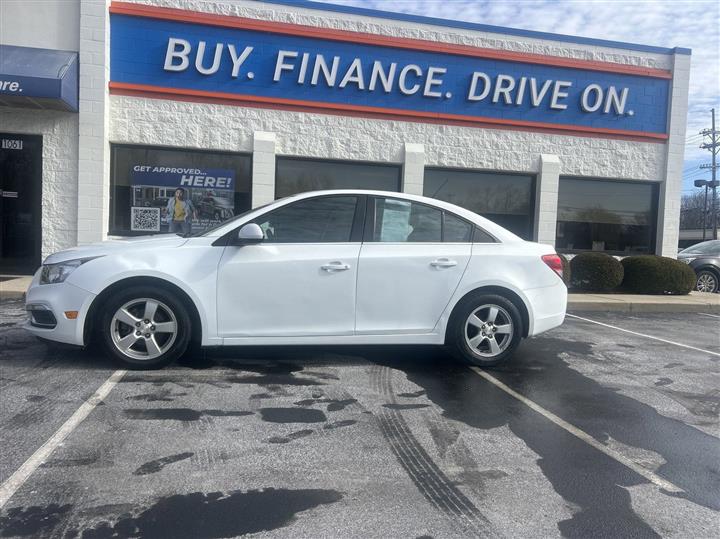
[0,298,718,538]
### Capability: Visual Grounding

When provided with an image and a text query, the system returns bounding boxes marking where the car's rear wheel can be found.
[448,293,523,367]
[100,286,191,369]
[696,270,719,293]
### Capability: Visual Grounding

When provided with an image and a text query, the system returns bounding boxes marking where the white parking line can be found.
[468,366,684,494]
[0,369,127,509]
[566,314,720,357]
[697,312,720,319]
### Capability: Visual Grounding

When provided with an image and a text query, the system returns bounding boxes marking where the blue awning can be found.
[0,45,78,112]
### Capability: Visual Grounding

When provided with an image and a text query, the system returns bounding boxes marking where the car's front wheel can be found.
[696,270,719,293]
[100,286,191,369]
[447,293,523,367]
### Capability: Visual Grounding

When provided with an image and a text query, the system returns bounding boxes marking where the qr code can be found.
[131,207,161,232]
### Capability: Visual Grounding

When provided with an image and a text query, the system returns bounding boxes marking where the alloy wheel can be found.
[696,273,718,293]
[110,298,178,360]
[464,304,514,358]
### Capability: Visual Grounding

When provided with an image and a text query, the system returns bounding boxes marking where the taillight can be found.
[541,254,564,279]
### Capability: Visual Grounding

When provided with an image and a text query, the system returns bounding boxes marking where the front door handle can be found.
[321,261,350,272]
[430,258,458,268]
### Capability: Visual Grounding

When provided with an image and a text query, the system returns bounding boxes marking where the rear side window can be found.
[252,196,358,243]
[443,213,473,242]
[371,198,442,242]
[473,227,497,243]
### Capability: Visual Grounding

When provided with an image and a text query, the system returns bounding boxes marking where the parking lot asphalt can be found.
[0,299,718,538]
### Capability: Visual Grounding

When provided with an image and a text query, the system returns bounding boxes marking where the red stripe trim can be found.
[108,82,668,143]
[109,1,672,79]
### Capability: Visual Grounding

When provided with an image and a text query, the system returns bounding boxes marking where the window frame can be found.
[362,196,478,244]
[556,176,659,256]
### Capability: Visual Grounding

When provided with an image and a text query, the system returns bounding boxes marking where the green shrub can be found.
[558,253,572,285]
[621,255,696,295]
[570,252,624,291]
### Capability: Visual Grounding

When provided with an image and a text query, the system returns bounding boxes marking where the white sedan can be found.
[25,190,567,369]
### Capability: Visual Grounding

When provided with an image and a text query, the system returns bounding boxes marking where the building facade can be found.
[0,0,691,274]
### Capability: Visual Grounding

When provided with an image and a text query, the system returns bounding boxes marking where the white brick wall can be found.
[0,108,79,259]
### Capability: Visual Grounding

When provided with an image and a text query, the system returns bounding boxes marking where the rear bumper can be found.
[24,272,96,346]
[525,280,567,336]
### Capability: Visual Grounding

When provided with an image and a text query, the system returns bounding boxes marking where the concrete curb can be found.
[568,291,720,313]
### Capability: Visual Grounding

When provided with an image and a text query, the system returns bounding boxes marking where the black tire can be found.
[447,293,523,367]
[696,270,719,293]
[99,285,191,370]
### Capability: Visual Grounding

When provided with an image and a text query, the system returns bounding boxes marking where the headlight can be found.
[40,257,101,285]
[680,257,695,264]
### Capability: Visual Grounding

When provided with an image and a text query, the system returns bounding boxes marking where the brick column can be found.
[76,0,110,244]
[402,143,425,195]
[657,50,691,257]
[252,131,277,207]
[534,154,561,246]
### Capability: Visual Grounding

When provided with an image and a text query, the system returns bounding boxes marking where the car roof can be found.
[207,189,523,242]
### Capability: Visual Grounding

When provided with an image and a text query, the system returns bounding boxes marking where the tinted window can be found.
[444,213,473,242]
[276,158,401,197]
[110,145,252,236]
[557,178,657,254]
[371,198,442,242]
[424,168,534,239]
[253,196,357,243]
[473,227,497,243]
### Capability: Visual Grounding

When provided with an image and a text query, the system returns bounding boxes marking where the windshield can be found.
[680,240,720,255]
[193,203,272,237]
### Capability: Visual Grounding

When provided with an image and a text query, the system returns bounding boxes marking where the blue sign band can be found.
[109,12,670,136]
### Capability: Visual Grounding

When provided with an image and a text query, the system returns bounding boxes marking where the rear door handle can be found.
[321,261,350,272]
[430,258,458,268]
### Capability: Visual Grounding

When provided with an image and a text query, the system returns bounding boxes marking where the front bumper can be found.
[24,272,96,346]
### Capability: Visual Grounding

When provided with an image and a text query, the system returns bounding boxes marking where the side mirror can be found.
[236,223,264,244]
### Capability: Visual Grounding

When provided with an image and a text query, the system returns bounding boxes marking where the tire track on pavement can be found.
[370,365,494,538]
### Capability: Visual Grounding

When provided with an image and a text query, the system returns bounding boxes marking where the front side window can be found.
[276,157,401,198]
[252,196,358,243]
[556,177,658,254]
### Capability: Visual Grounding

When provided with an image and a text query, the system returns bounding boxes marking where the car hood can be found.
[44,234,188,264]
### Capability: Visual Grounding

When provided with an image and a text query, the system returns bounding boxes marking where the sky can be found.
[314,0,720,196]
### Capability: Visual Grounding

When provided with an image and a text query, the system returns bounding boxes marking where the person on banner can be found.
[166,187,197,235]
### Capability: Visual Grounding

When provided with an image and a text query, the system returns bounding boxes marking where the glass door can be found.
[0,133,42,274]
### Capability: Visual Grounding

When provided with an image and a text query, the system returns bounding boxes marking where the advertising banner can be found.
[130,165,235,233]
[109,7,671,140]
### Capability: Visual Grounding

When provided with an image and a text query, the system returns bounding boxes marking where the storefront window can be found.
[556,177,658,254]
[424,168,535,239]
[275,157,401,198]
[110,145,251,236]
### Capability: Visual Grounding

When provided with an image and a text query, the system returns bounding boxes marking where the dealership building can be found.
[0,0,690,273]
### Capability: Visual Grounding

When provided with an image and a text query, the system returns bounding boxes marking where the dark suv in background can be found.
[678,240,720,293]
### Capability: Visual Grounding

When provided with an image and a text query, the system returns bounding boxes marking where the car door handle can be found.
[321,262,350,272]
[430,258,458,268]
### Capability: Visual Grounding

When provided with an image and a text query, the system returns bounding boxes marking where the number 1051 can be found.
[1,139,23,150]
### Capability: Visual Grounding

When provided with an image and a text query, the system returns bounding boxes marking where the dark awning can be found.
[0,45,78,112]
